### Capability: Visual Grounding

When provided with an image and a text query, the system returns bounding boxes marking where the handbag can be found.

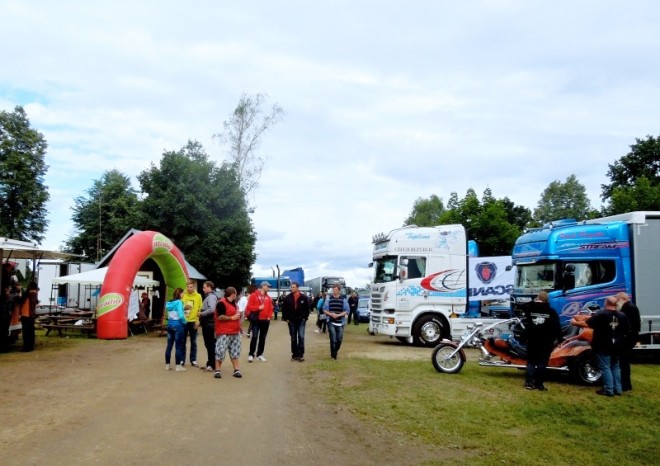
[248,310,260,322]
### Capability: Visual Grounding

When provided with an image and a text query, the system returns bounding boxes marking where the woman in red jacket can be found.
[245,281,274,362]
[214,287,242,379]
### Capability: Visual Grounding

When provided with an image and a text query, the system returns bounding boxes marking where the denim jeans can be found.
[595,351,622,395]
[327,324,344,359]
[183,322,198,364]
[288,320,306,358]
[165,323,185,365]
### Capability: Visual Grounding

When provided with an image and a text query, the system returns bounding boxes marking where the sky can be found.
[1,1,659,288]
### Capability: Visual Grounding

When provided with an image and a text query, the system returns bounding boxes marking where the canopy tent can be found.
[52,267,159,287]
[1,237,80,261]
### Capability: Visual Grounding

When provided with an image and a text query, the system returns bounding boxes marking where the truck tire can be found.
[431,343,465,373]
[571,350,601,385]
[413,315,447,347]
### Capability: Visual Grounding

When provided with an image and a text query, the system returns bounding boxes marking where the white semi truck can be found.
[369,224,513,347]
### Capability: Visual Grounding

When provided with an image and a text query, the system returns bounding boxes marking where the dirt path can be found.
[0,322,439,465]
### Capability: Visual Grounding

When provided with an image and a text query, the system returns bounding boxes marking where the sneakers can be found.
[233,369,243,378]
[248,355,254,363]
[524,384,534,390]
[257,355,267,362]
[596,389,614,397]
[175,364,187,372]
[191,361,199,368]
[214,370,222,379]
[298,357,305,362]
[205,366,214,372]
[314,329,319,334]
[291,356,300,361]
[165,364,171,371]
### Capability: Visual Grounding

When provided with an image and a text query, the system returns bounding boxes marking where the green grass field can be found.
[308,326,660,465]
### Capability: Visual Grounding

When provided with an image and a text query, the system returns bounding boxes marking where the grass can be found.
[0,329,94,365]
[307,326,660,465]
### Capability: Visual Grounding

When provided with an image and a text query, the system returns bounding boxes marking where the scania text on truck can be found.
[369,224,514,347]
[510,211,660,350]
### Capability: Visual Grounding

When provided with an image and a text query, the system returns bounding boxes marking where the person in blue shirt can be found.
[322,285,350,360]
[165,287,188,372]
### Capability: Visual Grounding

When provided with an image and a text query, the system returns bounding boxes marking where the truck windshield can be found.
[373,256,397,283]
[514,262,557,293]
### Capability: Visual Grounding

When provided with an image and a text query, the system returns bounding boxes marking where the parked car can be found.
[357,297,371,323]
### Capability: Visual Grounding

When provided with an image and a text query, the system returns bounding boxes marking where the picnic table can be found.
[38,311,96,337]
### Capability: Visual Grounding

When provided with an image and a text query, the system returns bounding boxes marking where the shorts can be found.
[215,334,241,361]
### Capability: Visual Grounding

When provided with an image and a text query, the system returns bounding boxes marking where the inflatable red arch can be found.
[97,231,189,339]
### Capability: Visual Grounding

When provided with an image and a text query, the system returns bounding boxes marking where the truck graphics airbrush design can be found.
[369,224,513,347]
[510,211,660,350]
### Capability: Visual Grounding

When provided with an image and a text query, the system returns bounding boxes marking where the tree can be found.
[65,170,142,261]
[0,106,50,242]
[138,140,256,287]
[403,195,445,226]
[601,135,660,215]
[403,188,528,255]
[213,93,284,197]
[533,175,593,223]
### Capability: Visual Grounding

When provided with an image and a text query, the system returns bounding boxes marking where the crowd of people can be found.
[162,280,357,377]
[520,289,641,397]
[1,263,39,353]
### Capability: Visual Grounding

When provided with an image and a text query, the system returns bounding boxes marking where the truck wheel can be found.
[413,315,446,347]
[432,344,465,373]
[571,350,601,385]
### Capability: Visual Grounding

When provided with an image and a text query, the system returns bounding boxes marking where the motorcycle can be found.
[431,316,601,385]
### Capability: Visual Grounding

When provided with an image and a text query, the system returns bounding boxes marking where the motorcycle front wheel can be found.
[431,344,465,374]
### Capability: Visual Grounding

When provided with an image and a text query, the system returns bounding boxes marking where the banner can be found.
[468,256,514,301]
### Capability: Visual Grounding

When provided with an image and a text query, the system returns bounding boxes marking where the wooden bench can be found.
[40,319,96,337]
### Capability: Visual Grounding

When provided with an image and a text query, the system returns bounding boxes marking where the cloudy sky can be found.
[1,1,659,287]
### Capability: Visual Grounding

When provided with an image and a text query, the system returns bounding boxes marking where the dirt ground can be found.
[0,321,446,466]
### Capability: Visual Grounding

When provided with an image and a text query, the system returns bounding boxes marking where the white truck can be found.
[369,224,513,347]
[305,276,347,297]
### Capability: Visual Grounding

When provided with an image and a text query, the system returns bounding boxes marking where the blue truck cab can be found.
[511,212,659,349]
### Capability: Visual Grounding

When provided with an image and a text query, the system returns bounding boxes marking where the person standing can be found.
[246,281,274,362]
[214,287,243,379]
[19,282,39,352]
[165,287,188,371]
[574,296,631,397]
[181,279,203,367]
[199,281,218,372]
[281,282,311,361]
[521,291,563,391]
[236,288,248,336]
[347,291,359,325]
[140,292,151,320]
[616,292,641,391]
[315,292,327,334]
[323,285,349,360]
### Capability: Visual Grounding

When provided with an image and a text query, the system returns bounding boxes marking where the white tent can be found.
[52,267,159,287]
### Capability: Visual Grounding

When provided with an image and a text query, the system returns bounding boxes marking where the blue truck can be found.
[510,211,660,350]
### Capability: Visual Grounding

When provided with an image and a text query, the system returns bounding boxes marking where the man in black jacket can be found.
[522,291,563,391]
[616,292,641,391]
[281,282,311,362]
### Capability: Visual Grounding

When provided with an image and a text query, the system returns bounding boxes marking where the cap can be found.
[260,281,271,288]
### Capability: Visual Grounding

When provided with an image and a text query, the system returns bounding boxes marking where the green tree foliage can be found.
[65,170,142,261]
[601,135,660,215]
[438,188,523,256]
[138,140,256,287]
[403,194,445,226]
[213,93,284,197]
[403,188,529,256]
[0,106,50,242]
[533,174,593,223]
